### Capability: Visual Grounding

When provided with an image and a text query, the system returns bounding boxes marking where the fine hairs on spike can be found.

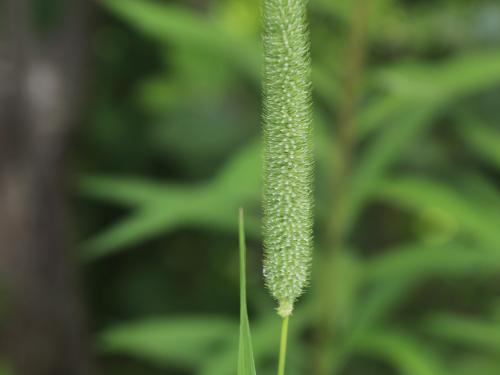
[262,0,313,318]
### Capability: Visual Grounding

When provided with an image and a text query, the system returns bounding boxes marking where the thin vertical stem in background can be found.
[313,1,372,374]
[329,0,371,247]
[277,316,290,375]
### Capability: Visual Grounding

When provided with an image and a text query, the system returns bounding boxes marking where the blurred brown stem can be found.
[313,1,371,374]
[0,1,94,374]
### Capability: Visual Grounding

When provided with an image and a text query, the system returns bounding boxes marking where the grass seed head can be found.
[262,0,313,317]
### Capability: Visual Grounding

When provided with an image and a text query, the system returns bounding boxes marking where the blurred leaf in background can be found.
[67,0,500,374]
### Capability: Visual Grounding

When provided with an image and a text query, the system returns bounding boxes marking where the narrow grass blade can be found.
[238,208,257,375]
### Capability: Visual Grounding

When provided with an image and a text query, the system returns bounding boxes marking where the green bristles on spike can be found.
[262,0,313,318]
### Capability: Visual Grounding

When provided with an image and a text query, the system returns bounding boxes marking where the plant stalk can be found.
[313,0,372,374]
[277,316,290,375]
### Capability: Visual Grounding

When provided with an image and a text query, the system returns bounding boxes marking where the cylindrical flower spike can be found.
[262,0,313,318]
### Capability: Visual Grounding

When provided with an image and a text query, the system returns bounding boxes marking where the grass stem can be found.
[277,316,290,375]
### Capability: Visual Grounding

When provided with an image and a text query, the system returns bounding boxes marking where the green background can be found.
[62,0,500,374]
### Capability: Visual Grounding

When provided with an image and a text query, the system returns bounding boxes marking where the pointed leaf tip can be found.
[237,208,257,375]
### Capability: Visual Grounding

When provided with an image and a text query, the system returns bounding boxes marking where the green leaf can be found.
[79,123,331,260]
[458,116,500,170]
[350,279,415,335]
[373,176,500,247]
[97,317,236,369]
[355,330,447,375]
[100,0,259,79]
[357,51,500,140]
[374,51,500,104]
[78,176,178,207]
[237,208,257,375]
[342,52,500,235]
[78,141,262,260]
[357,95,411,139]
[426,313,500,353]
[326,277,417,373]
[451,357,500,375]
[100,0,336,106]
[346,107,436,233]
[365,242,500,283]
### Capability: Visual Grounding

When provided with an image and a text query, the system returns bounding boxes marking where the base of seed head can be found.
[277,300,294,318]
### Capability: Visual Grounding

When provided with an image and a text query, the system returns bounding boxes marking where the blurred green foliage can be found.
[71,0,500,374]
